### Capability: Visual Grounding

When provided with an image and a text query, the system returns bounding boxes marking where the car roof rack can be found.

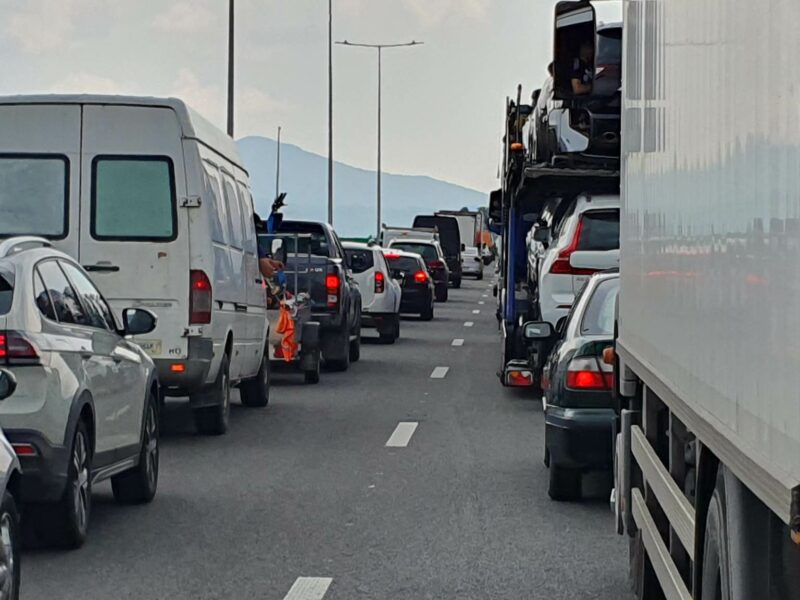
[0,236,53,259]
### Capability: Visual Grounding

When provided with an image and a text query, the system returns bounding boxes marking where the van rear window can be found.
[0,155,68,239]
[91,156,177,241]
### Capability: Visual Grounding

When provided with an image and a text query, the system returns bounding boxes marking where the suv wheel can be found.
[421,304,434,321]
[112,392,159,504]
[349,320,361,363]
[0,492,20,600]
[435,286,448,302]
[240,350,271,408]
[49,420,91,548]
[193,354,231,435]
[379,315,399,345]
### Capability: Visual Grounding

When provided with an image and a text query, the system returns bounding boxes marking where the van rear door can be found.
[0,104,81,257]
[78,105,191,361]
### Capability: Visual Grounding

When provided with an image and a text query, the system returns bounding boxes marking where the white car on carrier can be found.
[0,95,270,436]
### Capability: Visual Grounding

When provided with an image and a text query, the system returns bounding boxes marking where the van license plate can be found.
[137,340,162,357]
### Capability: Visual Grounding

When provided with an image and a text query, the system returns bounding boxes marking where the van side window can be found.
[222,177,244,249]
[238,184,257,255]
[92,156,176,241]
[203,166,228,244]
[0,154,69,239]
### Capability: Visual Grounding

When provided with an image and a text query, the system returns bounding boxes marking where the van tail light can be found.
[374,271,385,294]
[549,217,597,276]
[326,272,341,309]
[189,270,212,325]
[566,356,614,390]
[0,331,40,365]
[413,270,429,284]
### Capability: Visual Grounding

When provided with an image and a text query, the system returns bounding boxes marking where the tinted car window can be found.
[0,271,12,316]
[578,210,620,251]
[33,271,56,321]
[344,249,374,274]
[92,157,176,240]
[61,262,115,330]
[390,243,437,260]
[385,255,420,275]
[580,277,620,336]
[37,261,87,325]
[0,156,68,239]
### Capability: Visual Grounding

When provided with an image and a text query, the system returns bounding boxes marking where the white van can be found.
[0,95,270,435]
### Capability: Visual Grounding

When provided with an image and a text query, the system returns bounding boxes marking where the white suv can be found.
[0,237,161,548]
[536,195,619,327]
[343,242,401,344]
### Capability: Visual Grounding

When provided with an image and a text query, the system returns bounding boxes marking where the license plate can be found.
[137,339,162,357]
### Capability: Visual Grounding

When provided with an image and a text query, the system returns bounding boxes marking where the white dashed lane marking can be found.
[430,366,449,379]
[464,321,474,327]
[479,301,485,305]
[452,339,465,347]
[386,422,419,448]
[472,309,480,314]
[283,577,333,600]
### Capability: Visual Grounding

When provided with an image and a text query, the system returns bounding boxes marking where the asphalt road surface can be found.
[23,278,632,600]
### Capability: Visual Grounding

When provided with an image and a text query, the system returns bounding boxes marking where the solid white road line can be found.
[464,321,474,327]
[283,577,333,600]
[386,422,419,447]
[430,366,449,378]
[452,338,465,347]
[472,309,480,314]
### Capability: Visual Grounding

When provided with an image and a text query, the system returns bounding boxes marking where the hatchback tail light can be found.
[0,331,40,364]
[326,272,341,308]
[413,270,429,284]
[565,356,614,390]
[189,270,212,325]
[374,271,385,294]
[549,217,598,276]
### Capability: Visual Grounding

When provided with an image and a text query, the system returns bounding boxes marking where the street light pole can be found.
[336,40,422,238]
[327,0,334,225]
[227,0,234,137]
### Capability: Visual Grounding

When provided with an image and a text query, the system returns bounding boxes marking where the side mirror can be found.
[0,369,17,401]
[523,321,555,340]
[533,227,550,243]
[123,308,158,336]
[553,1,596,101]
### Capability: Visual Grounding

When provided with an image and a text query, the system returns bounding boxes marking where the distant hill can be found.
[237,136,487,238]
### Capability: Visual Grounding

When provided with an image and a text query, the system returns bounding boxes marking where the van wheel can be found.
[46,421,91,548]
[0,491,20,600]
[193,355,231,435]
[324,328,350,372]
[240,351,270,408]
[548,465,581,501]
[112,392,159,504]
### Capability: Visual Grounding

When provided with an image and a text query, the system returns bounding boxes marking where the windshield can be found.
[391,243,437,260]
[581,277,619,336]
[0,155,68,239]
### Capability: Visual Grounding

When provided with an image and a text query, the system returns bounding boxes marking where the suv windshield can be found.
[390,243,437,261]
[0,269,12,315]
[0,155,68,239]
[578,210,620,251]
[581,277,619,336]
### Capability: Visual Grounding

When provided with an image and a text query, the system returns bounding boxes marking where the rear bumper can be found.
[399,288,432,313]
[156,337,214,396]
[362,312,396,332]
[462,261,483,274]
[4,429,69,503]
[545,407,615,470]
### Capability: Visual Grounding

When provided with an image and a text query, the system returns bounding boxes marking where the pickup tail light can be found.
[549,217,598,276]
[374,271,385,293]
[0,331,40,364]
[189,270,212,325]
[413,270,429,284]
[326,272,341,308]
[566,356,614,390]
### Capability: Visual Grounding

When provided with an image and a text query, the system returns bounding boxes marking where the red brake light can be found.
[413,270,429,284]
[506,370,534,387]
[428,260,444,269]
[0,333,6,360]
[549,217,597,276]
[374,271,385,293]
[326,273,340,308]
[384,253,401,259]
[189,270,212,325]
[0,331,39,363]
[565,357,613,390]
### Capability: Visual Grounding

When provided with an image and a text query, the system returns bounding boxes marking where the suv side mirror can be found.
[533,227,550,243]
[0,369,17,401]
[523,321,555,340]
[123,308,158,336]
[552,1,596,101]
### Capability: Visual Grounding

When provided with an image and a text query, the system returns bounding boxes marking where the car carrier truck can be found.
[611,0,800,598]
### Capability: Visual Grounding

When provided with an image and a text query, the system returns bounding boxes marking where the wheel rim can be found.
[0,512,15,600]
[144,404,159,489]
[73,431,89,534]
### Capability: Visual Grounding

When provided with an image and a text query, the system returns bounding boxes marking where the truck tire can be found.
[548,465,581,501]
[240,351,271,408]
[324,327,350,372]
[112,391,160,504]
[193,354,231,435]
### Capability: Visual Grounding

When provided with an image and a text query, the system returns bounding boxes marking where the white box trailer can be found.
[614,0,800,598]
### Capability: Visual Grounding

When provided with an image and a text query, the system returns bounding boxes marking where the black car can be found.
[383,250,434,321]
[387,240,449,303]
[530,271,619,501]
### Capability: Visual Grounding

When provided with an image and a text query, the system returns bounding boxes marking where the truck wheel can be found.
[324,328,350,372]
[112,391,159,504]
[193,354,231,435]
[240,351,270,408]
[548,465,581,501]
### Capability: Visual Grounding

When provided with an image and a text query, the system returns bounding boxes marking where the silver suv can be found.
[0,237,160,548]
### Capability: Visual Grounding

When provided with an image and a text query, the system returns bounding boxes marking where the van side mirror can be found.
[552,1,597,101]
[0,369,17,401]
[123,308,158,336]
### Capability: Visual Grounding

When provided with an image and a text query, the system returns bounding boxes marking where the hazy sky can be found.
[0,0,610,193]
